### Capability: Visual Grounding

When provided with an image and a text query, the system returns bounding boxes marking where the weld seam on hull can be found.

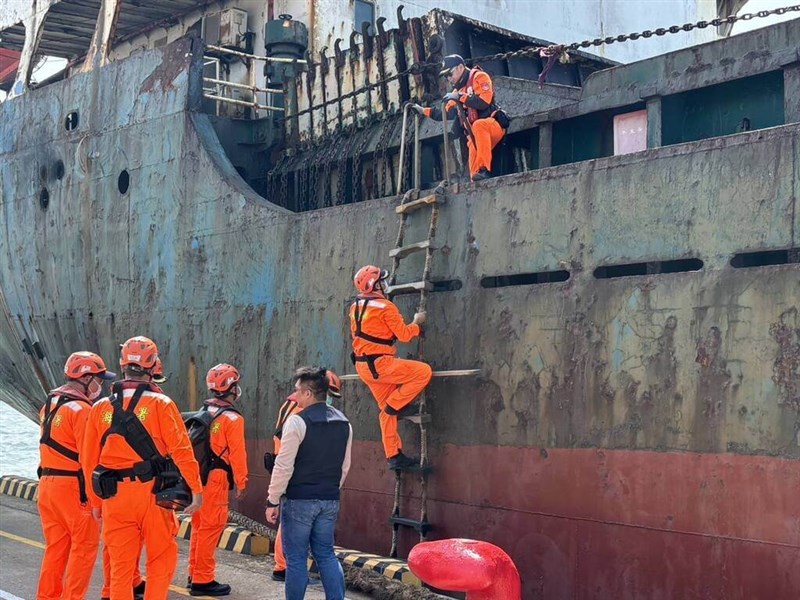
[343,486,800,549]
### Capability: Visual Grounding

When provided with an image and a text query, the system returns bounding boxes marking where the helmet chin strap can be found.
[215,384,240,403]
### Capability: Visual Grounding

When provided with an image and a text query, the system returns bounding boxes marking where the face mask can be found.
[234,385,242,400]
[326,395,334,406]
[87,378,103,401]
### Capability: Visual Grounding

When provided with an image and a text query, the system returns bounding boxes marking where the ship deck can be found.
[0,493,373,600]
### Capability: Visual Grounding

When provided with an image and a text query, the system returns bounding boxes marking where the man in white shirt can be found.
[266,367,352,600]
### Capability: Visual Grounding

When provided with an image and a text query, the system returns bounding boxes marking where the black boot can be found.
[472,167,491,181]
[133,580,146,598]
[384,402,419,417]
[387,451,419,470]
[271,569,286,582]
[190,580,231,596]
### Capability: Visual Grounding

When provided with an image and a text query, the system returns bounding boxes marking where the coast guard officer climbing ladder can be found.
[344,102,479,558]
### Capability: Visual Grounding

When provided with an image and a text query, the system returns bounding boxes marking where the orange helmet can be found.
[119,336,159,370]
[206,363,240,394]
[152,357,167,384]
[64,351,116,381]
[326,370,342,398]
[354,265,388,294]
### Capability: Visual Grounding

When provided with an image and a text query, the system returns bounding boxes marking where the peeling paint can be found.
[770,307,800,411]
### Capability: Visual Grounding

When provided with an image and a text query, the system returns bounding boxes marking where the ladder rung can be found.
[384,280,432,295]
[391,463,433,474]
[389,240,435,259]
[401,413,431,425]
[395,193,445,214]
[389,516,433,535]
[340,369,481,381]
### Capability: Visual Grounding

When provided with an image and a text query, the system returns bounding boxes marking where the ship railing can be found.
[203,45,304,118]
[397,100,452,194]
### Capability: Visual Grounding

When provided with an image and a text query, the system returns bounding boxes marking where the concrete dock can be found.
[0,494,373,600]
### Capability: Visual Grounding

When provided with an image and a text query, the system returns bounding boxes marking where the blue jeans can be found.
[281,498,344,600]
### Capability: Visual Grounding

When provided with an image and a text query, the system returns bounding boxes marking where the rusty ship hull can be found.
[2,10,800,600]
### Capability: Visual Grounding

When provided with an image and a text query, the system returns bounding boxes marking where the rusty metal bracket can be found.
[377,16,389,42]
[319,47,330,133]
[334,39,345,129]
[362,22,374,59]
[349,31,361,61]
[375,18,389,112]
[334,39,346,67]
[397,5,408,36]
[319,46,330,76]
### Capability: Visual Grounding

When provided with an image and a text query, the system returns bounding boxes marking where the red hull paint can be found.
[239,439,799,598]
[336,442,800,599]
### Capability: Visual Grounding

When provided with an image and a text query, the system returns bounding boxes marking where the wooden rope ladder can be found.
[384,103,451,557]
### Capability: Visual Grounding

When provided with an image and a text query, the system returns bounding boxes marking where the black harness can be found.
[199,405,238,489]
[352,297,396,379]
[99,382,170,483]
[274,399,298,440]
[39,394,90,504]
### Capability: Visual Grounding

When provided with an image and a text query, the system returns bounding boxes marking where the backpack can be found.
[184,406,238,488]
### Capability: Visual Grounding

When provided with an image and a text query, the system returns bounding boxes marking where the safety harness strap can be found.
[39,394,91,503]
[203,406,238,489]
[353,354,391,380]
[99,382,166,482]
[40,394,89,463]
[353,298,397,346]
[39,467,89,504]
[274,400,298,439]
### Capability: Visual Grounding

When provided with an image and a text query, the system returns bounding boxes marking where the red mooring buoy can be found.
[408,538,522,600]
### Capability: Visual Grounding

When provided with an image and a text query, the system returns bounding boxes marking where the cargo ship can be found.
[1,1,798,597]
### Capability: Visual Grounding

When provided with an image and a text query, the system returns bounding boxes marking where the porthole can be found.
[65,111,79,131]
[118,170,130,195]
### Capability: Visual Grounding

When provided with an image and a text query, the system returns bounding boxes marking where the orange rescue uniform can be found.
[188,401,248,585]
[271,397,302,572]
[101,544,143,599]
[423,67,505,177]
[36,386,100,600]
[81,381,203,600]
[101,381,170,598]
[350,294,432,458]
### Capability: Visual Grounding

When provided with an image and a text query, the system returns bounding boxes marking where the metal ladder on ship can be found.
[382,102,476,557]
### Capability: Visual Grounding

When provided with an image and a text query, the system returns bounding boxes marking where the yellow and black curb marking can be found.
[0,475,39,501]
[0,475,268,556]
[177,514,269,556]
[1,475,418,583]
[308,547,421,587]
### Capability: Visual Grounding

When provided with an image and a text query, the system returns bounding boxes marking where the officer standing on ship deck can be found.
[411,54,508,181]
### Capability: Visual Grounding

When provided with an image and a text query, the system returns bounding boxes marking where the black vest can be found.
[286,403,350,501]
